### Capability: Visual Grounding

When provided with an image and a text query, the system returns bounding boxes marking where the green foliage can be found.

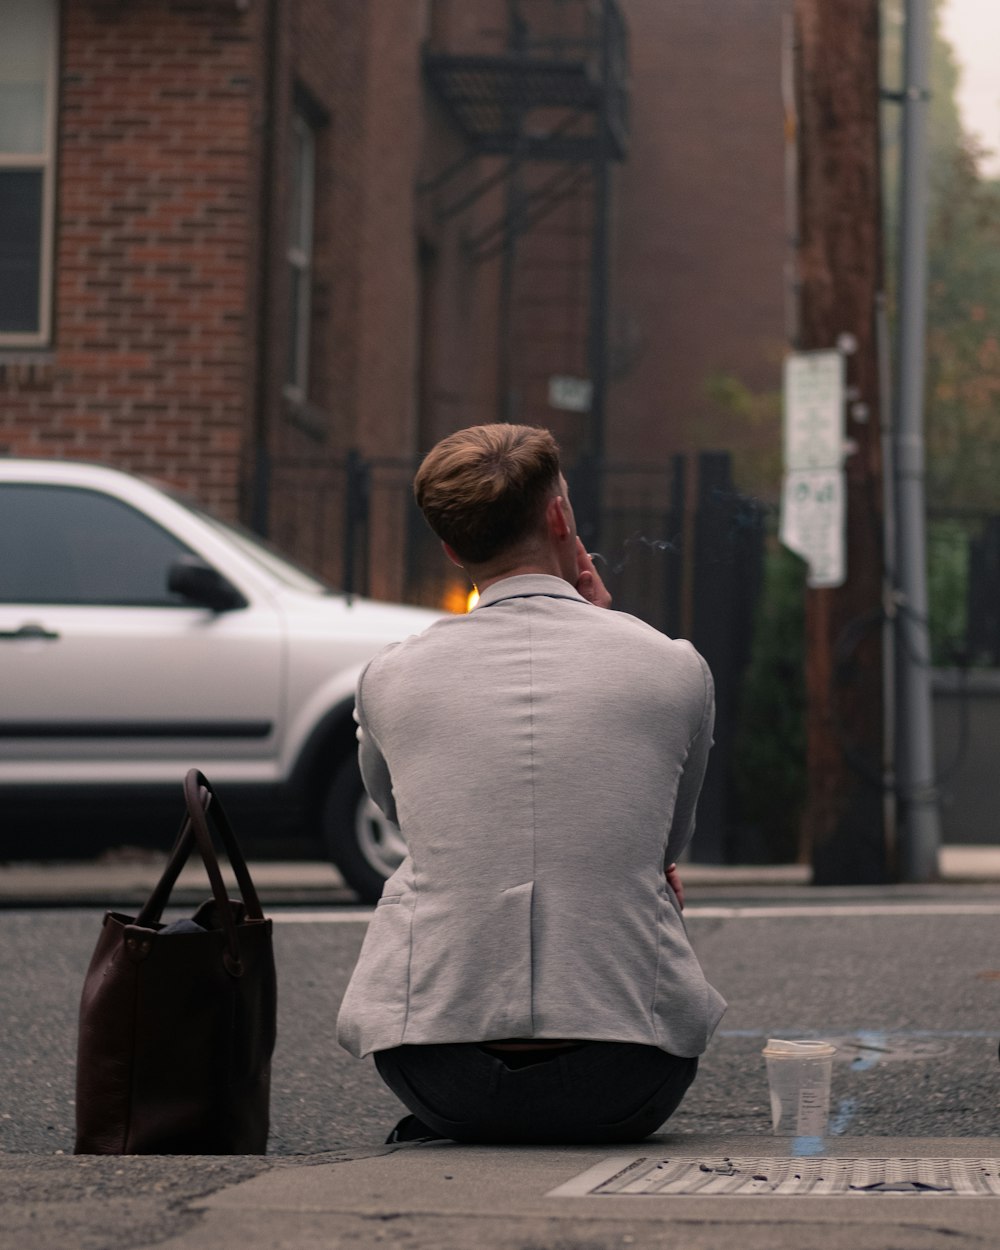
[881,1,1000,662]
[881,0,966,235]
[924,164,1000,510]
[702,371,783,502]
[926,516,971,664]
[731,539,808,862]
[882,0,1000,512]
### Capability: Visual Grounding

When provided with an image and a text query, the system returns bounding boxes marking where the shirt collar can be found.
[471,574,587,610]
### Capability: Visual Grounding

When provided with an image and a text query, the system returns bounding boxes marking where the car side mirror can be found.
[168,556,247,612]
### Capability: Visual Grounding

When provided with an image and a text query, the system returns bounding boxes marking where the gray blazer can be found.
[337,574,726,1058]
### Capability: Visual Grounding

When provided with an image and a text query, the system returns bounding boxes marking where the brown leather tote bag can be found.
[74,769,277,1154]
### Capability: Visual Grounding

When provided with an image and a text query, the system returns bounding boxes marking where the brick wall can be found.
[265,0,368,467]
[264,0,440,597]
[259,0,367,578]
[609,0,790,493]
[417,0,604,461]
[505,170,596,462]
[0,0,257,515]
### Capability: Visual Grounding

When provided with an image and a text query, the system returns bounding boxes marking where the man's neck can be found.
[469,556,567,594]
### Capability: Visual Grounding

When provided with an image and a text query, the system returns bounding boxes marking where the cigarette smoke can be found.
[590,492,766,575]
[590,532,682,577]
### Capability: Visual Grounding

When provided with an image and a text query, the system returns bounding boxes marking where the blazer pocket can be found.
[405,880,535,1040]
[335,891,415,1055]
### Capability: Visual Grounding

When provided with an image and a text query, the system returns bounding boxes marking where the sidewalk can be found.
[0,855,356,909]
[4,1135,1000,1250]
[0,845,997,908]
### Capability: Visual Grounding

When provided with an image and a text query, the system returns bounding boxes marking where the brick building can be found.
[0,0,788,604]
[3,0,264,512]
[609,0,788,475]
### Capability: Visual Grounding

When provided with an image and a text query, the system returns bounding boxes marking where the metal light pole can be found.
[894,0,941,880]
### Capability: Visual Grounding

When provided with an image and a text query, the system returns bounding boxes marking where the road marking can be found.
[686,903,1000,919]
[720,1028,995,1038]
[269,901,1000,924]
[271,909,373,923]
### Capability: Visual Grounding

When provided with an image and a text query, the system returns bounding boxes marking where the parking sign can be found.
[783,350,844,470]
[779,468,845,588]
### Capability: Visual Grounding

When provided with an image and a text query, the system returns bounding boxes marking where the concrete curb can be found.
[6,1137,1000,1250]
[0,847,998,908]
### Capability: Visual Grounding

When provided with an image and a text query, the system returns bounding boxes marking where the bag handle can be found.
[134,769,265,975]
[183,768,266,921]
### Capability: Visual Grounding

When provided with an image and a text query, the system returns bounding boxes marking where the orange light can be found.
[442,584,479,614]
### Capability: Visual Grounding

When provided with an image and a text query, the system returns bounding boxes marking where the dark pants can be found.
[374,1041,698,1144]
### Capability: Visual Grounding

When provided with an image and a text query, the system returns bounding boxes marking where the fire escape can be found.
[422,0,629,545]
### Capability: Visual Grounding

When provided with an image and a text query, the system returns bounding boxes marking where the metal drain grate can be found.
[548,1156,1000,1197]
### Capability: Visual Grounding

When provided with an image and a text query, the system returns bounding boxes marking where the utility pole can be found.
[893,0,941,880]
[793,0,887,882]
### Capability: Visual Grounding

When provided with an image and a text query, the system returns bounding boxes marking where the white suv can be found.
[0,458,443,901]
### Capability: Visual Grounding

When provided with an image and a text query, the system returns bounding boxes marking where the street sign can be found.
[780,468,846,588]
[783,350,844,470]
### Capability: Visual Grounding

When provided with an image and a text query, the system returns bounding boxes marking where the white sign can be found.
[780,468,846,588]
[783,350,844,470]
[548,375,592,413]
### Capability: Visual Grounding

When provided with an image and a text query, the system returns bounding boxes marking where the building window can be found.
[285,105,317,403]
[0,0,58,346]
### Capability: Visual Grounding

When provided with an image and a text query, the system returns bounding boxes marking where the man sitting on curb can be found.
[337,423,725,1143]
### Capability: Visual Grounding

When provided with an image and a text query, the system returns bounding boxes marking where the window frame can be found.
[0,0,59,348]
[283,104,317,405]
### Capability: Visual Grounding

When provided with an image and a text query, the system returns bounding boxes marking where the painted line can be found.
[271,909,373,924]
[719,1028,995,1039]
[686,903,1000,919]
[269,902,1000,924]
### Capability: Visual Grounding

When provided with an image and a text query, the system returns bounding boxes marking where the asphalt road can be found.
[4,886,1000,1156]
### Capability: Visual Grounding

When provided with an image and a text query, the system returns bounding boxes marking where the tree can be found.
[880,1,1000,674]
[883,0,1000,512]
[924,155,1000,510]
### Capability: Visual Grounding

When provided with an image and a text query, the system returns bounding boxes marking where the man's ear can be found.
[545,494,571,541]
[442,541,464,569]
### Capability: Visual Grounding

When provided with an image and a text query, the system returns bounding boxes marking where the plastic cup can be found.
[761,1038,837,1137]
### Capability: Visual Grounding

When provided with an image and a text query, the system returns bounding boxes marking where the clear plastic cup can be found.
[761,1038,837,1136]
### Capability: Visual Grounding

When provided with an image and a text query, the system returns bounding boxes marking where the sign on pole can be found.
[781,350,846,585]
[779,469,845,588]
[783,350,844,470]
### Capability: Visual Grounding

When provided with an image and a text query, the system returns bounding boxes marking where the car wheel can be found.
[322,756,407,902]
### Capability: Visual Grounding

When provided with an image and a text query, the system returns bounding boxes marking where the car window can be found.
[193,510,332,594]
[0,484,195,606]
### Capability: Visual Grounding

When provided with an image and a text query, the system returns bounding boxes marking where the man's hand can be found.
[574,539,612,608]
[666,863,685,910]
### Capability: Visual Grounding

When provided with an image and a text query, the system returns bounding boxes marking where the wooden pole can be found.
[794,0,887,882]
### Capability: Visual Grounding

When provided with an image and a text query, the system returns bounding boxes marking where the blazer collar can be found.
[472,574,587,610]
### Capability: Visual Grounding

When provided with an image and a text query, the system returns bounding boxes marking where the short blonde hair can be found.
[414,424,561,564]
